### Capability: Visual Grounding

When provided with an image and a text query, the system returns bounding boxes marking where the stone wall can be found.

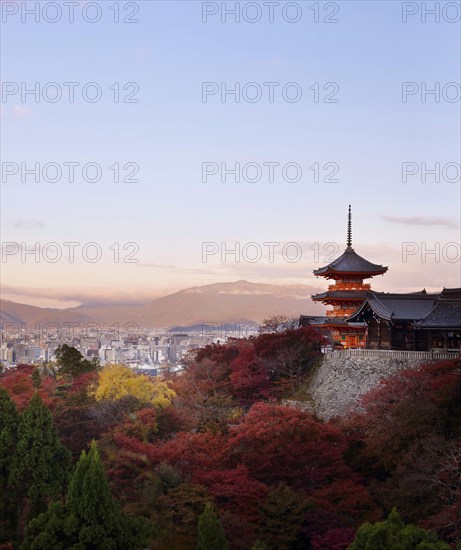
[306,352,428,420]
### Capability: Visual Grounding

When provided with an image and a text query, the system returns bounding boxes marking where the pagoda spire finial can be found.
[347,205,352,247]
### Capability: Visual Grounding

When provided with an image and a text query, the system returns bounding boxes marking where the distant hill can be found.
[0,300,92,326]
[1,280,324,329]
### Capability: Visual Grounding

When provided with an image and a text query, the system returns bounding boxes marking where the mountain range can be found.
[0,280,324,329]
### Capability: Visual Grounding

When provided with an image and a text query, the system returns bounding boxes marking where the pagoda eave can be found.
[313,269,388,279]
[312,292,368,302]
[323,323,366,331]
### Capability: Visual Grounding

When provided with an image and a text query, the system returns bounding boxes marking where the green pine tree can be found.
[0,387,20,542]
[64,440,133,545]
[55,344,98,377]
[21,440,155,549]
[348,508,451,550]
[31,369,41,388]
[197,502,228,550]
[259,483,308,550]
[9,393,72,519]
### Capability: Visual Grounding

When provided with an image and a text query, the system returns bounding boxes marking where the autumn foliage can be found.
[94,363,176,407]
[1,335,459,549]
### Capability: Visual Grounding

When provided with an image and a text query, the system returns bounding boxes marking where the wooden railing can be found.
[324,349,461,360]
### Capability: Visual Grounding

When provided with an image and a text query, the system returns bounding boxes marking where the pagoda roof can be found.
[299,315,366,328]
[302,287,461,330]
[312,290,368,302]
[347,290,459,324]
[313,246,388,279]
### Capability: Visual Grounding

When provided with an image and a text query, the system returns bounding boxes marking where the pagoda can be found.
[300,206,388,348]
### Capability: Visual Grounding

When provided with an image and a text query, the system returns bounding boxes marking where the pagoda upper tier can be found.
[313,205,387,281]
[312,206,388,317]
[313,246,388,280]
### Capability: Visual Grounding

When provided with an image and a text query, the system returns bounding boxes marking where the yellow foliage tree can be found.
[93,364,175,408]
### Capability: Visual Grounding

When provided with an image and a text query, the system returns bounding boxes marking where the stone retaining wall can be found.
[307,353,428,420]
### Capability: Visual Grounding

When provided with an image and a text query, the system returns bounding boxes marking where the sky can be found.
[1,0,460,308]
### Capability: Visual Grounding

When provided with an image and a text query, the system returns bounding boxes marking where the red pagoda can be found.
[300,206,388,348]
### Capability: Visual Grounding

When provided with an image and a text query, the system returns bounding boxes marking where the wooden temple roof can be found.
[313,207,388,279]
[313,247,388,279]
[415,296,461,329]
[347,290,461,327]
[312,289,368,302]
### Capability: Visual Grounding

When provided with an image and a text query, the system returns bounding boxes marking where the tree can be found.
[0,365,58,411]
[55,344,98,378]
[228,403,353,488]
[252,327,325,392]
[155,484,211,548]
[311,527,356,550]
[9,394,71,516]
[21,441,155,549]
[197,502,228,550]
[229,345,272,403]
[52,372,102,461]
[348,508,451,550]
[94,364,175,408]
[342,359,461,542]
[345,359,461,473]
[258,483,309,549]
[175,328,325,413]
[31,370,41,389]
[259,315,299,333]
[0,387,20,541]
[193,464,267,523]
[9,393,72,519]
[0,387,19,492]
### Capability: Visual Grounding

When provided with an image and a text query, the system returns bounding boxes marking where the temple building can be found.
[299,206,461,352]
[300,206,388,348]
[348,288,461,351]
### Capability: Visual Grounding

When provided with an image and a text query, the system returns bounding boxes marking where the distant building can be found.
[13,343,28,363]
[104,347,116,362]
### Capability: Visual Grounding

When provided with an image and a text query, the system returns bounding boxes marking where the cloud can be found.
[382,215,459,229]
[9,219,45,230]
[0,284,164,307]
[135,263,179,269]
[12,105,32,118]
[0,105,32,118]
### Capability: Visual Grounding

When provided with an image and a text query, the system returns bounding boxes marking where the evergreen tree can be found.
[0,387,20,541]
[348,508,451,550]
[197,502,228,550]
[259,483,308,550]
[55,344,97,378]
[31,369,41,388]
[64,440,132,545]
[21,440,154,549]
[9,393,71,519]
